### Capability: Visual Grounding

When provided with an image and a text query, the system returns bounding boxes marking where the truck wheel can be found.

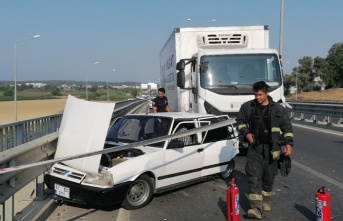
[122,174,154,210]
[220,160,235,179]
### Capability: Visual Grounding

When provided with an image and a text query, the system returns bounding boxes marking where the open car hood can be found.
[54,95,115,174]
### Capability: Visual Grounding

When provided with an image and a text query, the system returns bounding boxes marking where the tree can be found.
[313,56,332,88]
[298,56,314,80]
[130,88,139,98]
[51,87,61,96]
[326,42,343,87]
[90,85,97,92]
[4,86,14,96]
[282,74,294,96]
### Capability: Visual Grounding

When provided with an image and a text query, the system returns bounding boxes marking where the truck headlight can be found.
[83,171,114,187]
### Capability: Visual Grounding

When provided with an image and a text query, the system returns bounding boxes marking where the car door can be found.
[198,116,238,177]
[160,121,204,187]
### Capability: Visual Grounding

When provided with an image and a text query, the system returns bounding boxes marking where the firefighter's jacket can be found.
[236,96,294,159]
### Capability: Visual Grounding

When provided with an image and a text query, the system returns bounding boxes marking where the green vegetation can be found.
[283,41,343,96]
[0,83,142,102]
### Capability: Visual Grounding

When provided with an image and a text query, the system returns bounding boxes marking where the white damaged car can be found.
[44,112,239,210]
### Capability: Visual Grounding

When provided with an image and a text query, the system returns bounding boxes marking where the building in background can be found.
[141,84,148,89]
[147,83,157,90]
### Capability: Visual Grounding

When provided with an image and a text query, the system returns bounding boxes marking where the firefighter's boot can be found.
[247,208,262,219]
[262,200,271,211]
[262,191,271,211]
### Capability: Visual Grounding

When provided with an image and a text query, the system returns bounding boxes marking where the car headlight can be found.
[83,170,114,187]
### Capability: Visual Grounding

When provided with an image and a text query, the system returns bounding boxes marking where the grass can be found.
[0,88,137,102]
[286,88,343,102]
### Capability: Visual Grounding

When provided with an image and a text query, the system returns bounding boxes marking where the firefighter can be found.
[236,81,294,219]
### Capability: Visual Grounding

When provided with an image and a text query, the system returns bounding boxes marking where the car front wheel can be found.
[121,174,154,210]
[220,160,235,179]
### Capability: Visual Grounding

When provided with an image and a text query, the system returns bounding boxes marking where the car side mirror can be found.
[168,139,184,149]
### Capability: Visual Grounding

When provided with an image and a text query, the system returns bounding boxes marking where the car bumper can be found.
[44,174,132,206]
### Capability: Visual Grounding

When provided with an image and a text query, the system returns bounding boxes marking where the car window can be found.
[199,117,229,143]
[171,121,198,147]
[106,116,171,148]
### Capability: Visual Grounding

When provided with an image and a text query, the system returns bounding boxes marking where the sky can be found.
[1,0,342,84]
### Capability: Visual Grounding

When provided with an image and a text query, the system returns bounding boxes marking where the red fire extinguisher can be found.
[315,187,331,221]
[227,178,240,221]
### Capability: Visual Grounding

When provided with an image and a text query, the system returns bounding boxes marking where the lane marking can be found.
[116,208,130,221]
[292,123,343,136]
[293,160,343,190]
[179,190,190,197]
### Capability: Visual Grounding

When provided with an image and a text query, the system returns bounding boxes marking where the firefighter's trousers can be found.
[245,144,278,211]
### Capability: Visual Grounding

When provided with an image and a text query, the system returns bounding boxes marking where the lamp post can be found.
[295,72,298,101]
[108,68,115,101]
[14,34,41,121]
[279,0,284,58]
[86,61,99,101]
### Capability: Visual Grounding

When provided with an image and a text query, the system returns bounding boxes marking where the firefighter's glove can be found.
[278,155,291,177]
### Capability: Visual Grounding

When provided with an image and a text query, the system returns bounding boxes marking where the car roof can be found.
[126,112,218,119]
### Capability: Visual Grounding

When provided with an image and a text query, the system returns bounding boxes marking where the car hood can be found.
[54,95,115,174]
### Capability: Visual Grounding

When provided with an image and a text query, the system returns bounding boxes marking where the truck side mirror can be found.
[176,60,185,71]
[177,71,185,88]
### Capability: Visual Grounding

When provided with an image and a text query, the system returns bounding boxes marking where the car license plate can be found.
[54,183,70,199]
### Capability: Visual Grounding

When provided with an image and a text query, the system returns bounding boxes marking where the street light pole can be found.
[295,72,298,101]
[14,34,41,121]
[107,68,115,101]
[86,61,99,101]
[279,0,284,58]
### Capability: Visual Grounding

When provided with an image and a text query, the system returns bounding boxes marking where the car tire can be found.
[121,174,154,210]
[220,160,235,179]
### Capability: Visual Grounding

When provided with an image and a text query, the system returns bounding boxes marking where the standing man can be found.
[236,81,293,219]
[152,88,171,113]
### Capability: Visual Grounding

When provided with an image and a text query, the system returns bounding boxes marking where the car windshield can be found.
[106,116,172,148]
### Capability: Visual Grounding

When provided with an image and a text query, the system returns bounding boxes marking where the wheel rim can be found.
[127,179,150,206]
[221,160,234,178]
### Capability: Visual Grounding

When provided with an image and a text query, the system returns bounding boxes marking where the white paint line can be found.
[292,123,343,137]
[293,160,343,190]
[116,208,131,221]
[179,190,190,197]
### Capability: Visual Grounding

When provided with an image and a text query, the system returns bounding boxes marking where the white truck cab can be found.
[160,25,285,118]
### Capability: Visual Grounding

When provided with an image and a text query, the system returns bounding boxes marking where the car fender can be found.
[108,150,165,185]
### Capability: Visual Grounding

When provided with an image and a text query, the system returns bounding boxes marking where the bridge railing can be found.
[0,114,62,152]
[287,101,343,125]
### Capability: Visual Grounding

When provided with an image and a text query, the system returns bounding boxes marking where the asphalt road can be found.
[44,122,343,221]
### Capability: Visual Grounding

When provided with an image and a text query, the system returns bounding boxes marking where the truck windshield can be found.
[199,54,281,89]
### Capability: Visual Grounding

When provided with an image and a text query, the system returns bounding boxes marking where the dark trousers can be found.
[245,144,278,210]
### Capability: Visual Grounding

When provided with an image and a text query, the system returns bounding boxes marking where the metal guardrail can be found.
[0,99,146,221]
[0,115,62,152]
[287,101,343,125]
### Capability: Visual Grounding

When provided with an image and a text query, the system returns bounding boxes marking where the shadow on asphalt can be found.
[294,203,316,221]
[59,199,122,212]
